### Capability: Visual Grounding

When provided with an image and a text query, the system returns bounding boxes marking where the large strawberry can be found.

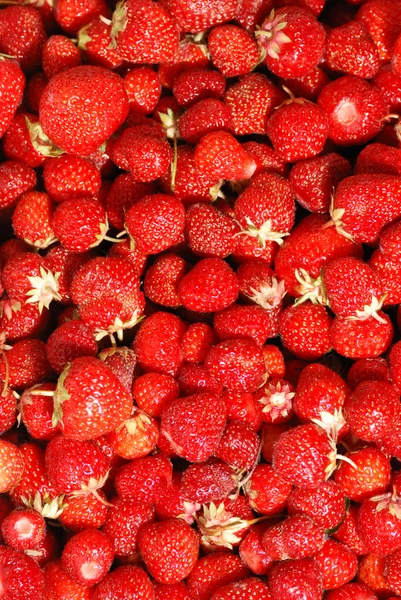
[39,65,129,156]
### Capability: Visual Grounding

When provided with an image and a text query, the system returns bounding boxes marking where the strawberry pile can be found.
[1,0,401,598]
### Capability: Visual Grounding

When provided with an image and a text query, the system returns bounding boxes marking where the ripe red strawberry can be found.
[133,372,179,417]
[160,392,226,462]
[44,560,94,600]
[110,0,179,62]
[0,57,25,139]
[383,548,401,595]
[178,98,233,144]
[24,72,48,115]
[115,453,173,503]
[101,497,155,558]
[143,254,187,307]
[0,7,46,73]
[214,304,279,347]
[0,386,17,436]
[2,507,46,551]
[332,504,368,556]
[267,558,323,600]
[42,35,82,79]
[266,97,329,163]
[12,191,55,250]
[43,155,101,203]
[278,65,330,102]
[289,153,352,213]
[256,6,326,78]
[58,491,108,533]
[357,490,401,556]
[318,76,387,146]
[54,0,108,35]
[39,65,129,156]
[139,518,199,584]
[181,323,216,364]
[187,553,250,600]
[106,172,156,231]
[0,547,45,600]
[389,340,401,391]
[178,258,239,312]
[245,463,292,515]
[107,409,159,460]
[330,313,394,359]
[254,378,294,423]
[0,161,36,214]
[207,25,260,77]
[52,197,109,253]
[242,141,287,177]
[77,17,122,69]
[380,220,401,262]
[279,302,332,360]
[182,463,235,505]
[173,68,226,107]
[92,565,154,600]
[326,583,378,600]
[178,363,223,396]
[155,580,194,599]
[0,339,52,390]
[2,112,48,169]
[185,203,239,259]
[347,357,390,389]
[46,320,98,375]
[45,245,93,306]
[368,248,401,306]
[215,421,260,471]
[225,73,285,136]
[124,66,161,114]
[0,439,24,493]
[356,0,401,62]
[313,538,358,590]
[51,356,132,440]
[124,194,184,253]
[326,21,380,78]
[211,578,272,599]
[334,447,391,502]
[19,383,61,441]
[263,514,324,561]
[239,522,275,575]
[195,131,256,181]
[357,552,393,597]
[287,480,346,530]
[166,0,238,32]
[373,66,401,114]
[236,0,273,30]
[61,529,114,587]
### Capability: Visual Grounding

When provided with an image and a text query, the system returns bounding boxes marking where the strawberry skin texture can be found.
[0,161,36,212]
[54,356,133,440]
[101,497,155,558]
[0,547,45,600]
[267,558,323,600]
[326,21,380,79]
[166,0,239,33]
[211,578,272,599]
[288,481,346,530]
[313,538,358,590]
[92,565,154,600]
[330,313,394,359]
[279,302,332,360]
[334,447,390,502]
[187,552,250,600]
[207,25,260,78]
[39,65,129,157]
[44,560,93,600]
[0,58,25,139]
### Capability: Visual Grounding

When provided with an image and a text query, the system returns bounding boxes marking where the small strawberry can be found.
[45,244,93,306]
[106,410,159,460]
[287,480,346,531]
[239,522,275,575]
[279,302,332,360]
[0,339,53,390]
[0,57,25,139]
[267,558,323,600]
[185,203,239,259]
[215,421,260,471]
[242,141,287,176]
[0,439,24,493]
[326,21,380,79]
[44,560,94,600]
[115,453,173,503]
[91,566,154,600]
[0,161,36,213]
[356,0,401,62]
[42,35,82,79]
[19,383,61,441]
[39,65,129,156]
[245,463,292,515]
[12,191,56,250]
[0,6,46,73]
[373,66,401,114]
[334,447,391,503]
[124,66,161,114]
[58,492,108,533]
[368,248,401,306]
[43,155,101,203]
[256,6,326,78]
[178,363,223,396]
[178,98,233,144]
[347,357,391,389]
[255,378,295,424]
[262,514,325,560]
[46,320,98,375]
[187,553,250,600]
[333,504,368,556]
[110,0,179,63]
[61,529,114,587]
[357,552,393,597]
[194,131,256,181]
[313,538,358,590]
[207,25,260,77]
[172,68,226,107]
[1,507,46,551]
[357,490,401,556]
[101,497,155,558]
[52,197,111,253]
[106,172,156,231]
[236,0,274,30]
[54,0,108,35]
[214,304,279,347]
[330,313,394,359]
[133,372,179,417]
[0,547,45,600]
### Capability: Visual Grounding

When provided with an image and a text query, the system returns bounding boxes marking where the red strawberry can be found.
[12,191,56,250]
[357,552,392,597]
[110,0,179,62]
[43,155,101,203]
[207,25,260,77]
[333,504,368,556]
[214,304,279,347]
[185,203,239,259]
[166,0,238,32]
[160,392,226,462]
[256,6,326,78]
[143,254,187,307]
[106,172,156,231]
[0,161,36,213]
[267,558,323,600]
[187,553,250,600]
[178,98,233,144]
[2,112,47,168]
[317,76,386,146]
[287,480,346,530]
[92,565,154,600]
[39,65,129,156]
[368,248,401,306]
[58,492,108,533]
[54,0,108,35]
[0,439,24,493]
[24,72,48,115]
[101,497,155,558]
[173,68,226,107]
[380,219,401,262]
[2,507,46,551]
[0,339,53,390]
[266,96,329,163]
[52,197,109,253]
[384,548,401,595]
[45,245,93,306]
[239,522,275,575]
[77,17,123,69]
[313,539,358,590]
[215,421,260,471]
[279,302,332,360]
[0,297,50,342]
[262,514,325,561]
[255,378,294,423]
[373,66,401,114]
[19,383,61,441]
[0,547,44,600]
[0,57,25,139]
[278,65,330,103]
[357,490,401,556]
[61,529,114,587]
[133,372,179,417]
[347,357,391,389]
[225,73,285,136]
[330,313,394,359]
[326,21,380,79]
[51,356,132,440]
[124,66,161,114]
[211,578,272,599]
[42,35,82,79]
[46,320,98,375]
[0,7,46,73]
[325,583,378,600]
[356,0,401,62]
[245,463,292,515]
[334,446,391,502]
[115,453,173,503]
[178,258,239,312]
[44,560,94,600]
[236,0,274,30]
[195,131,256,181]
[242,141,287,176]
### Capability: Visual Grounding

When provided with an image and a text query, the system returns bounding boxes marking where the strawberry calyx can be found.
[25,118,65,158]
[23,0,55,8]
[158,108,179,140]
[255,9,291,60]
[237,217,289,248]
[110,0,128,48]
[122,410,152,436]
[0,299,21,321]
[348,295,387,324]
[294,269,327,307]
[370,487,401,519]
[94,310,145,343]
[209,180,225,201]
[51,363,71,428]
[323,197,355,242]
[312,409,348,441]
[77,24,93,51]
[21,491,65,520]
[177,500,202,525]
[25,266,62,313]
[258,380,295,421]
[69,471,113,507]
[94,220,126,248]
[248,276,286,310]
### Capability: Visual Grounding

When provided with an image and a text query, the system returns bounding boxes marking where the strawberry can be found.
[0,161,36,213]
[0,339,53,390]
[154,582,193,599]
[2,112,47,169]
[278,65,330,103]
[51,356,132,440]
[181,323,216,364]
[267,558,323,600]
[18,383,61,441]
[52,197,110,253]
[133,311,186,377]
[279,302,332,360]
[236,0,274,30]
[166,0,239,32]
[106,410,159,460]
[160,392,226,462]
[181,462,236,504]
[139,518,199,584]
[262,514,325,561]
[158,37,210,89]
[214,304,279,347]
[124,194,185,253]
[236,262,285,312]
[380,220,401,262]
[368,248,401,306]
[110,0,179,63]
[0,57,25,139]
[215,421,260,471]
[178,363,223,396]
[178,98,233,144]
[347,357,391,389]
[222,391,263,432]
[46,320,98,374]
[187,553,250,600]
[287,480,346,530]
[255,378,295,424]
[185,203,239,259]
[173,68,226,107]
[373,66,401,114]
[357,553,392,597]
[133,372,179,417]
[357,490,401,556]
[71,256,145,341]
[39,65,129,156]
[384,548,401,595]
[92,565,154,600]
[44,560,93,600]
[0,386,17,436]
[256,6,326,78]
[212,578,272,599]
[0,547,45,600]
[244,463,292,515]
[54,0,108,35]
[77,17,123,69]
[334,447,391,502]
[330,313,394,359]
[205,338,266,393]
[266,96,329,163]
[1,507,46,551]
[45,245,93,306]
[317,76,386,146]
[207,25,260,77]
[356,0,401,62]
[12,191,56,250]
[325,583,378,600]
[43,155,101,203]
[242,141,287,176]
[98,346,136,392]
[106,172,156,231]
[115,453,173,503]
[225,73,285,136]
[289,153,352,213]
[42,35,82,79]
[195,131,256,181]
[0,7,46,73]
[24,72,48,115]
[333,504,368,556]
[239,523,275,575]
[58,492,108,533]
[124,66,161,114]
[101,497,155,558]
[61,529,114,587]
[313,538,358,590]
[0,439,24,493]
[326,21,380,78]
[178,258,239,312]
